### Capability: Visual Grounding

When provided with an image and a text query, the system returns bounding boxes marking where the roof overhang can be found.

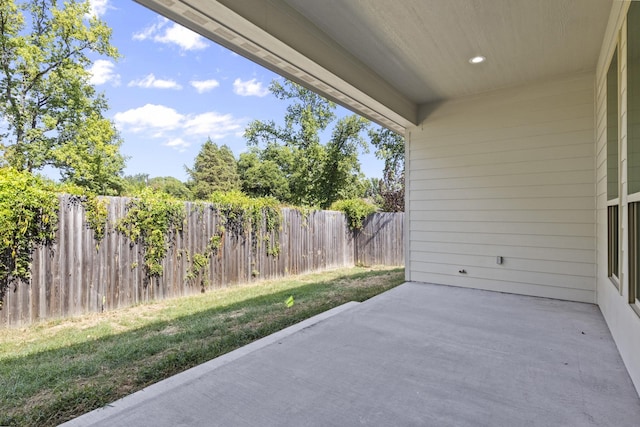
[134,0,613,134]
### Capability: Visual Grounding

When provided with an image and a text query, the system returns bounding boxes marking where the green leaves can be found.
[52,113,126,195]
[209,190,281,257]
[242,80,370,208]
[116,188,186,278]
[330,198,377,230]
[369,128,405,212]
[0,167,58,307]
[0,0,124,195]
[186,140,241,200]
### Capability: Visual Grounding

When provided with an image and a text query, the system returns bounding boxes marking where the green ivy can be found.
[185,230,224,292]
[185,252,210,291]
[116,188,185,277]
[330,198,377,230]
[56,183,110,244]
[0,168,58,308]
[209,190,281,256]
[83,196,109,243]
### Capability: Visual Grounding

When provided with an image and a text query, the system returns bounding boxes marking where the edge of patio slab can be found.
[59,301,361,427]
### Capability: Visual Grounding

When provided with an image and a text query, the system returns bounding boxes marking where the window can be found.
[628,2,640,309]
[630,203,639,307]
[608,50,619,201]
[608,205,619,279]
[607,46,620,286]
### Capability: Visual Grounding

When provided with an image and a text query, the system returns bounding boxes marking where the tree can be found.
[0,0,125,194]
[123,173,149,195]
[237,151,290,201]
[318,115,369,207]
[186,139,240,199]
[51,112,125,195]
[244,80,369,207]
[148,176,193,200]
[369,127,405,212]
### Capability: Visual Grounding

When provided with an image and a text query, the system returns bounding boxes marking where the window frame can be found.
[607,43,621,289]
[629,203,640,315]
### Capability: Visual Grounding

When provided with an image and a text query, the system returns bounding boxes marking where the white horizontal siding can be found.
[410,157,595,179]
[406,72,596,303]
[412,170,594,190]
[409,232,594,251]
[417,209,594,224]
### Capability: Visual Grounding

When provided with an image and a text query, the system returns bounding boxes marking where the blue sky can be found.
[85,0,383,182]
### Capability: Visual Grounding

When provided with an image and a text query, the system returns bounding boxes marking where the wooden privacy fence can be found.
[1,196,403,326]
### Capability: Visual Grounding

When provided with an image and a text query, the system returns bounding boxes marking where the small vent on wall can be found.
[263,54,280,65]
[183,10,207,25]
[213,27,236,41]
[240,42,260,54]
[283,65,299,75]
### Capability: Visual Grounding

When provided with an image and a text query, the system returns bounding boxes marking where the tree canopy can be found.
[148,176,193,200]
[369,127,405,212]
[186,139,241,199]
[0,0,125,194]
[243,80,369,208]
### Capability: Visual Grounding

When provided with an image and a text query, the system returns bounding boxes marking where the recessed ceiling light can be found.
[469,55,486,64]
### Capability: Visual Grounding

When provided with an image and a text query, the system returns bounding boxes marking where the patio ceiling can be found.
[134,0,612,133]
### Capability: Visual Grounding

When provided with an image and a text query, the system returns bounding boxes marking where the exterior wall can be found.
[595,0,640,394]
[406,73,596,303]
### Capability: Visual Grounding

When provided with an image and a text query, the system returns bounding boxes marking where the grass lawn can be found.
[0,266,404,426]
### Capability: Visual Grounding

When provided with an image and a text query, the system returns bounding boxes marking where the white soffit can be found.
[134,0,612,132]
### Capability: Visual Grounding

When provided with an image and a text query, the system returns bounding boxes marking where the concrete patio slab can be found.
[62,282,640,427]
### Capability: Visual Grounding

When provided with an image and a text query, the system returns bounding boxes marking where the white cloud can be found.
[133,18,167,41]
[233,78,269,97]
[183,112,244,138]
[164,138,190,152]
[190,79,220,94]
[87,0,110,18]
[114,104,246,145]
[88,59,120,86]
[133,18,208,51]
[128,74,182,90]
[114,104,184,133]
[157,24,208,50]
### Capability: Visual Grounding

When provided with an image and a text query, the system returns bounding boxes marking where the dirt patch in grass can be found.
[5,387,55,420]
[159,325,181,336]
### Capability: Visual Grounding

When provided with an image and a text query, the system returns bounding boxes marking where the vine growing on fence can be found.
[117,188,186,277]
[83,195,109,243]
[0,168,58,308]
[209,190,281,256]
[183,190,283,292]
[184,203,224,292]
[58,183,110,244]
[330,198,377,230]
